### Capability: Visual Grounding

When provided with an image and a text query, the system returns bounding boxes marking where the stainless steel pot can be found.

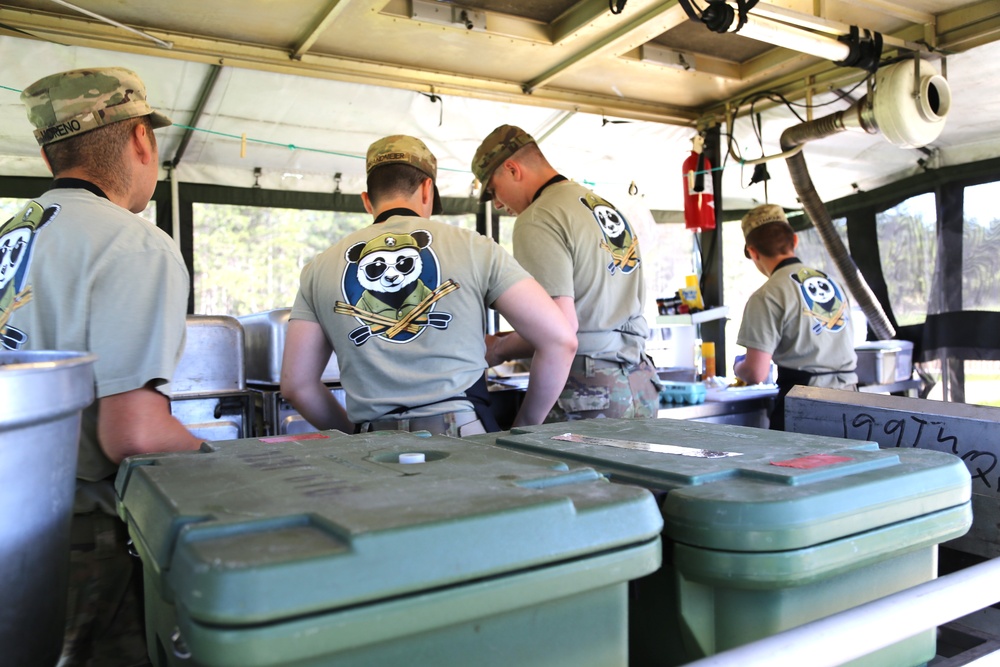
[0,351,95,667]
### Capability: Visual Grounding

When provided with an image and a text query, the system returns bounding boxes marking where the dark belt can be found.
[776,365,855,394]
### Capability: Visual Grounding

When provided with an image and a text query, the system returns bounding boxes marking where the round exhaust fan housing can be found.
[872,59,952,148]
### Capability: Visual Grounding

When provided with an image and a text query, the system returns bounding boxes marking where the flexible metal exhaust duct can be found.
[781,116,896,340]
[779,58,951,341]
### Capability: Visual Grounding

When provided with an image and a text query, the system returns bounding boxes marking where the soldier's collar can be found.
[48,178,110,201]
[774,257,802,272]
[373,207,421,224]
[531,174,568,203]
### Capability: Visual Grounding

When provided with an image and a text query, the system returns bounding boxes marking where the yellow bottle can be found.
[701,341,716,379]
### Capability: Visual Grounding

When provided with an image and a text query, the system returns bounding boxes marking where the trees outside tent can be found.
[192,204,483,317]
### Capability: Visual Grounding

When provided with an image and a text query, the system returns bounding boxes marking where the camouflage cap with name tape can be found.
[741,203,791,240]
[21,67,172,147]
[366,135,442,215]
[471,125,536,202]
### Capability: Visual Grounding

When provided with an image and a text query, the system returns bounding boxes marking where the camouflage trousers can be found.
[59,511,151,667]
[546,356,661,422]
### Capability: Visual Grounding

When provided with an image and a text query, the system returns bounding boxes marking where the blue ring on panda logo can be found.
[796,272,849,333]
[591,205,639,275]
[342,247,442,343]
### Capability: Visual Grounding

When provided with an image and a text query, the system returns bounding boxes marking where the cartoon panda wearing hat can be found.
[336,230,458,346]
[791,266,849,335]
[579,192,640,275]
[0,201,60,350]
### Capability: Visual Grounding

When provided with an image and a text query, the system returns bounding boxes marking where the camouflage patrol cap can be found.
[21,67,172,147]
[471,125,536,202]
[741,203,790,240]
[366,135,442,215]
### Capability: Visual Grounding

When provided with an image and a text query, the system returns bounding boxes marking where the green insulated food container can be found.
[115,430,663,667]
[484,418,972,667]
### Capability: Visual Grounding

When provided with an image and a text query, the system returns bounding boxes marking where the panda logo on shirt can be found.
[337,230,458,346]
[0,201,60,350]
[791,266,849,335]
[579,192,640,275]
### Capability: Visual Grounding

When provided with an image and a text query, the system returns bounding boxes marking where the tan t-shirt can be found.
[3,187,190,510]
[291,213,528,423]
[513,179,649,365]
[737,259,858,386]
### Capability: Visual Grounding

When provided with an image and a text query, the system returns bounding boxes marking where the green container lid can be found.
[490,418,971,552]
[115,430,662,627]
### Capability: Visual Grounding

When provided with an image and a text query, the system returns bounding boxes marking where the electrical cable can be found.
[724,71,875,177]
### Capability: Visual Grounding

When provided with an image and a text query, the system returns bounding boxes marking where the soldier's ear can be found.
[39,148,54,176]
[346,242,366,263]
[132,122,155,165]
[504,158,523,182]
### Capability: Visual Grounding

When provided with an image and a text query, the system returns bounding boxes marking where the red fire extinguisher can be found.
[682,135,715,230]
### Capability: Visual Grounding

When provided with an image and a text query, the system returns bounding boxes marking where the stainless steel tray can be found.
[238,309,340,385]
[172,315,246,395]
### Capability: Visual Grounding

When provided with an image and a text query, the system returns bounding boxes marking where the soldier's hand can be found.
[485,334,506,367]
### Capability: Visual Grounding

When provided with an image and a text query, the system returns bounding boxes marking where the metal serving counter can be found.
[488,376,775,429]
[657,395,773,427]
[654,378,921,429]
[859,379,921,396]
[652,378,920,428]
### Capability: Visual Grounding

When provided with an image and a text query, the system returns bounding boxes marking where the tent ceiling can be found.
[1,0,999,212]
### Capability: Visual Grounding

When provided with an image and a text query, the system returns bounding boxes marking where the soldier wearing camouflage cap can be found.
[366,134,443,215]
[21,66,172,147]
[282,134,576,436]
[3,66,201,665]
[471,124,660,422]
[471,124,536,202]
[734,203,858,430]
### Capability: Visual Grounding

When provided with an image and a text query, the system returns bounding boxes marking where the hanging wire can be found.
[420,91,443,127]
[161,124,469,173]
[723,70,876,192]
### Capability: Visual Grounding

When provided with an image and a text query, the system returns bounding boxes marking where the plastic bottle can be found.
[702,341,716,379]
[679,274,704,311]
